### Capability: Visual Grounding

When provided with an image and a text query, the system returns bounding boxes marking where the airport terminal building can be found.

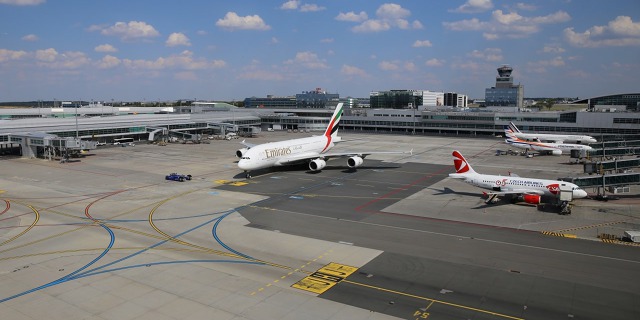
[1,98,640,159]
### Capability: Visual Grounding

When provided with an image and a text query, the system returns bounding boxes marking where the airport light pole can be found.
[75,100,79,139]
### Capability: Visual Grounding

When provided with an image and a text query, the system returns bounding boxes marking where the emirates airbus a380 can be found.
[448,150,587,204]
[236,103,411,178]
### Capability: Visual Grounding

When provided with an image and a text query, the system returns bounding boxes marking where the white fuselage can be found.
[506,139,593,154]
[513,132,596,144]
[449,172,588,199]
[238,135,332,171]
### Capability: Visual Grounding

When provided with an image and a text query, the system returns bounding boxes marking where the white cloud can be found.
[174,71,198,81]
[341,65,368,77]
[0,48,27,62]
[35,48,90,69]
[284,51,328,69]
[444,10,570,39]
[564,16,640,47]
[526,57,566,73]
[320,38,334,43]
[376,3,410,19]
[300,4,325,12]
[96,55,121,69]
[0,0,45,5]
[451,0,493,13]
[468,48,503,62]
[425,58,444,67]
[379,61,399,71]
[413,40,432,48]
[350,4,422,33]
[542,45,565,53]
[166,32,191,47]
[92,21,160,41]
[280,0,299,10]
[123,51,226,70]
[216,12,271,31]
[353,20,390,33]
[21,34,38,41]
[335,11,368,22]
[515,2,536,11]
[95,44,117,53]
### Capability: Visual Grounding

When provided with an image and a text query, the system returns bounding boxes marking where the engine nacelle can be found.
[347,156,364,168]
[236,148,248,158]
[309,159,327,171]
[522,194,541,204]
[550,149,562,156]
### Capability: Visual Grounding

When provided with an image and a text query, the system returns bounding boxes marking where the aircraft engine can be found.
[236,148,248,158]
[551,150,562,156]
[309,159,327,171]
[522,194,541,204]
[347,156,364,168]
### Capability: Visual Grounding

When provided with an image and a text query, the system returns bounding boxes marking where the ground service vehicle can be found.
[165,173,192,182]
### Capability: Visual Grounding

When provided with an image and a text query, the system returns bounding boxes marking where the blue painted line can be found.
[211,211,257,261]
[0,222,116,303]
[1,209,239,303]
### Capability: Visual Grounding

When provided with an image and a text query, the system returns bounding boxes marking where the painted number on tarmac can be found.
[291,262,358,294]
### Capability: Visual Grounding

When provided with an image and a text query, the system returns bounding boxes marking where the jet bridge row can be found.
[560,172,640,190]
[583,158,640,175]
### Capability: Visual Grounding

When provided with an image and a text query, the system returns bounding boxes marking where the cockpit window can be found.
[241,157,250,160]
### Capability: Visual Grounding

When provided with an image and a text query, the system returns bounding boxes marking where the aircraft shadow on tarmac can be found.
[430,187,516,209]
[232,163,401,179]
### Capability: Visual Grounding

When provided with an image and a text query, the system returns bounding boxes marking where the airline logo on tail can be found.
[321,104,343,153]
[453,150,472,174]
[508,122,521,133]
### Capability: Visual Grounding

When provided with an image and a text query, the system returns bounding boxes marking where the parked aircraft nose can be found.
[238,159,250,170]
[573,189,588,199]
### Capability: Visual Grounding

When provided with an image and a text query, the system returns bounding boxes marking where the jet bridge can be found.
[584,158,640,174]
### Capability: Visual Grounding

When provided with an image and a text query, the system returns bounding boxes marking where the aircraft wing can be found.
[321,149,413,159]
[272,149,412,166]
[240,140,257,148]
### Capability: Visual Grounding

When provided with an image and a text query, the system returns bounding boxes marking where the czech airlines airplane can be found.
[508,122,596,144]
[448,150,588,204]
[504,126,593,156]
[236,103,411,178]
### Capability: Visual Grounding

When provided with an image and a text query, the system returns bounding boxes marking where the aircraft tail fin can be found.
[324,103,343,139]
[503,126,519,142]
[452,150,476,175]
[508,122,522,133]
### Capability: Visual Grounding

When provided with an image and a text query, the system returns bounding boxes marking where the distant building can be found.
[370,90,424,109]
[243,95,297,108]
[296,88,339,108]
[484,65,524,111]
[573,93,640,112]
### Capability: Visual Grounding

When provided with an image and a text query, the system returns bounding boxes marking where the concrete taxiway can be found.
[1,131,639,320]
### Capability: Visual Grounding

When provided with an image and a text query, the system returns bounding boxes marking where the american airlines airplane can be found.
[508,122,597,144]
[504,126,593,156]
[448,150,588,204]
[236,103,411,178]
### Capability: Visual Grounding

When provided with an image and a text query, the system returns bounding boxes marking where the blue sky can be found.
[1,0,639,102]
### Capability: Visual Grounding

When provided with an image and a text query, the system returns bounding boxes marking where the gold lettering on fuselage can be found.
[265,147,292,158]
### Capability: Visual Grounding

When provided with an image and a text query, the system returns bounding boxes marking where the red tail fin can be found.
[452,150,475,174]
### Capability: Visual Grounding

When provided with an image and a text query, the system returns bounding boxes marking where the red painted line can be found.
[0,200,9,216]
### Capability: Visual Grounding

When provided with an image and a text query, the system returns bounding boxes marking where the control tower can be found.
[495,65,514,88]
[484,65,524,111]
